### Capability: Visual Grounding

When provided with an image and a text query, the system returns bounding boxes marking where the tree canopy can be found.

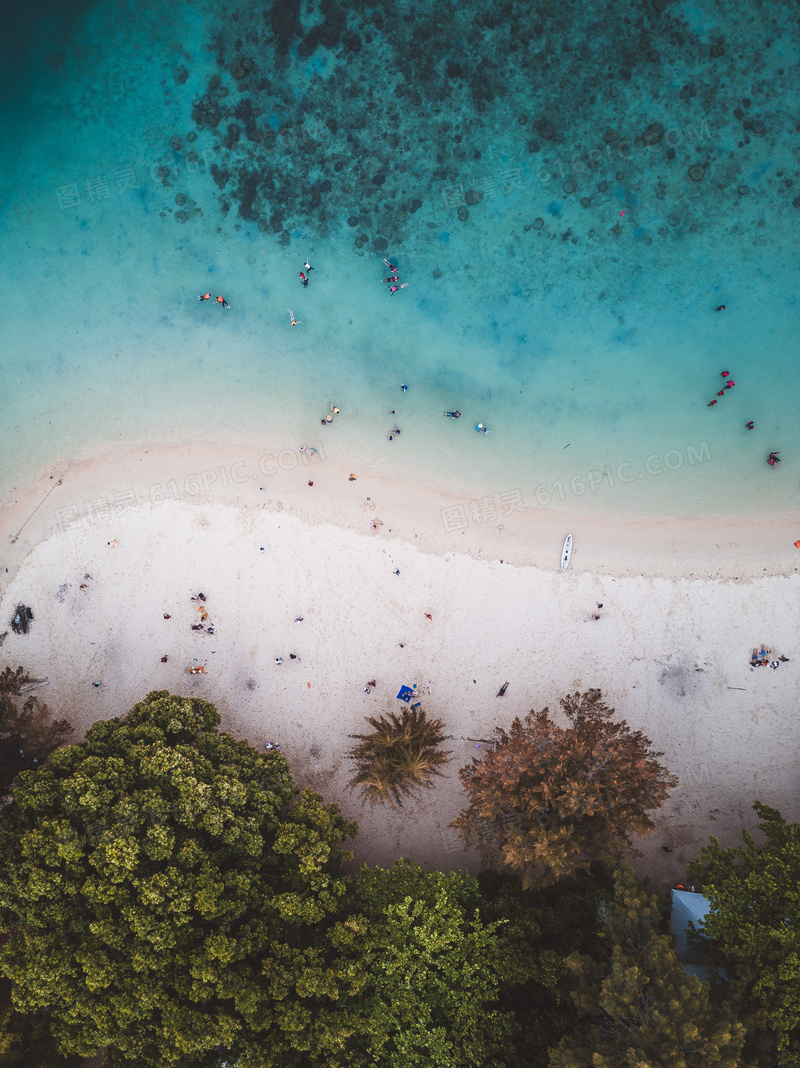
[475,869,605,1068]
[332,860,514,1068]
[549,864,750,1068]
[453,690,677,887]
[688,802,800,1068]
[0,690,357,1068]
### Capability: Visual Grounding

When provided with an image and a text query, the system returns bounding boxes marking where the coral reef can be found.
[160,0,798,264]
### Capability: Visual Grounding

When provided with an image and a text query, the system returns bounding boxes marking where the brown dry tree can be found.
[452,689,678,887]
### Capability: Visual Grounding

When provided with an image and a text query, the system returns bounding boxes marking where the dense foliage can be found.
[0,666,73,794]
[332,860,514,1068]
[0,691,357,1068]
[348,705,450,806]
[475,869,606,1068]
[2,686,790,1068]
[689,802,800,1068]
[549,864,750,1068]
[453,690,677,887]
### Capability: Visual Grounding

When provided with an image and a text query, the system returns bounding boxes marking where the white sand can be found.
[1,443,799,886]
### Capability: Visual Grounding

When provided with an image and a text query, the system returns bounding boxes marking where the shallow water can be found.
[1,0,799,521]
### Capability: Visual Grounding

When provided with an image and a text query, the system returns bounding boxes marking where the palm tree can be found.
[348,706,450,807]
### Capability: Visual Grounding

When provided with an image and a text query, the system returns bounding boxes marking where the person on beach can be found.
[216,295,230,308]
[288,310,302,326]
[387,283,409,295]
[497,681,509,697]
[299,271,309,288]
[304,259,316,272]
[198,292,210,301]
[444,410,461,418]
[768,452,781,466]
[383,258,398,272]
[476,423,491,434]
[746,421,755,430]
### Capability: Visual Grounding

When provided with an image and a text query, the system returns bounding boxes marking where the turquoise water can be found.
[1,0,799,519]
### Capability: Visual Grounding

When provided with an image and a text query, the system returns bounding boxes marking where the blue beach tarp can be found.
[396,685,414,703]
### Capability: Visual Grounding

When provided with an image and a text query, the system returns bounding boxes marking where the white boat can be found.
[561,533,573,571]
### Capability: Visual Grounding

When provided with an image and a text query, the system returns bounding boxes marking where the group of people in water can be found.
[381,258,409,296]
[443,410,491,434]
[708,358,781,468]
[199,254,495,446]
[197,292,230,308]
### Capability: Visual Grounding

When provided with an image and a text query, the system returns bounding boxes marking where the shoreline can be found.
[2,440,799,589]
[1,441,800,885]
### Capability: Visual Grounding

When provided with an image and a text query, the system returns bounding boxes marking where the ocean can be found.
[1,0,799,520]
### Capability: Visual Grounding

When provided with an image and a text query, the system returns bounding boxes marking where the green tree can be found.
[688,802,800,1067]
[331,860,514,1068]
[0,974,82,1067]
[453,690,677,887]
[475,869,606,1068]
[348,706,450,807]
[549,864,750,1068]
[0,666,73,793]
[0,690,358,1068]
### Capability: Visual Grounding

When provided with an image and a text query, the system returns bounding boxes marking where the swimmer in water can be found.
[383,258,398,272]
[198,292,210,301]
[288,309,302,326]
[476,423,491,434]
[216,295,230,308]
[387,283,409,295]
[444,410,461,418]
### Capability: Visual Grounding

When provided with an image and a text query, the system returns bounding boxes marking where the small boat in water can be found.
[561,534,573,571]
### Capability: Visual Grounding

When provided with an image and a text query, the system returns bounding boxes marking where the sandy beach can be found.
[1,441,799,888]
